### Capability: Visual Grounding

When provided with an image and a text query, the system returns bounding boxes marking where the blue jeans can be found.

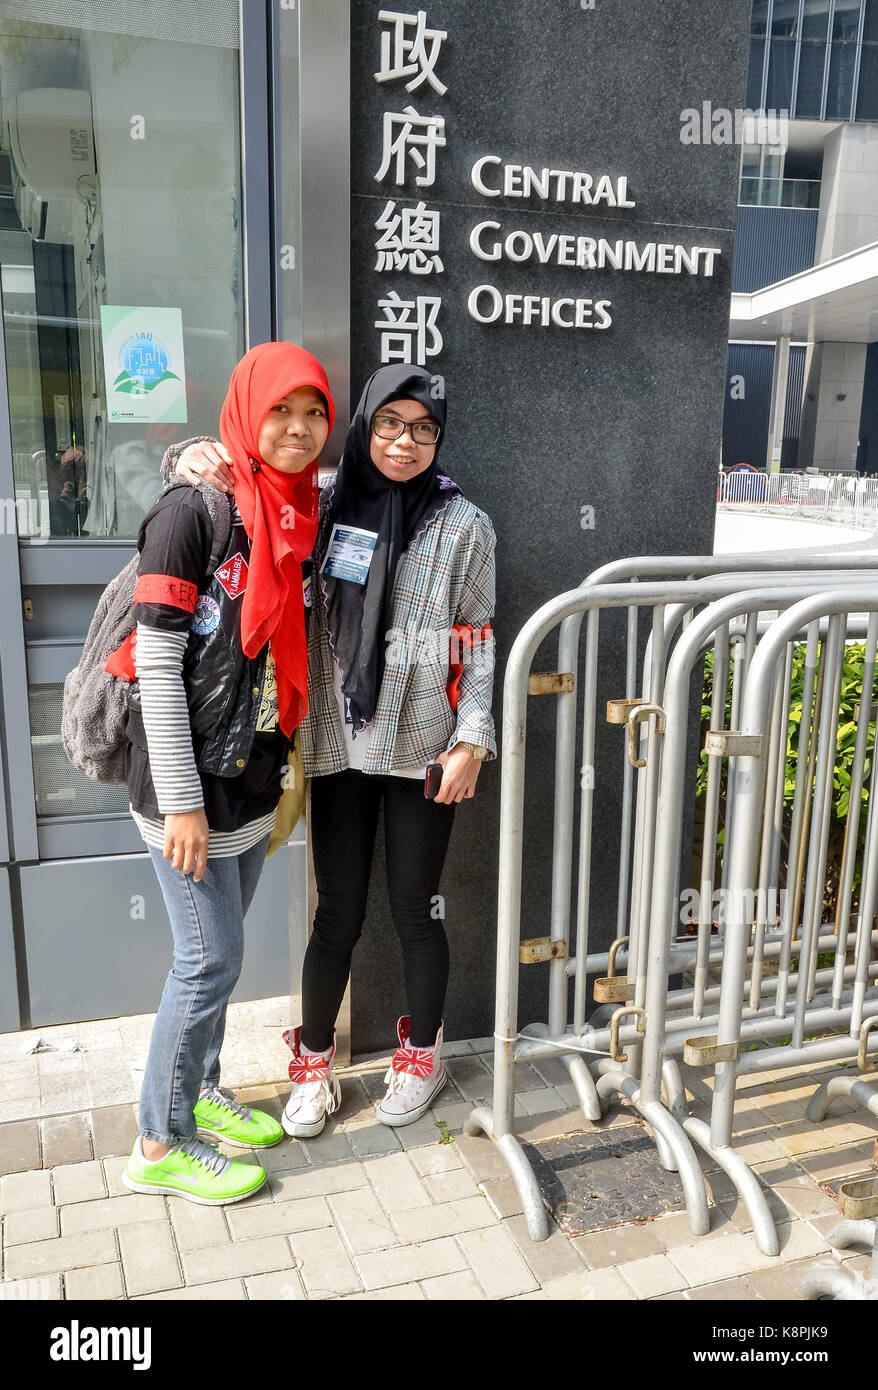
[138,833,271,1145]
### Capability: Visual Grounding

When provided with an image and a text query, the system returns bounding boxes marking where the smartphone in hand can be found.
[425,762,443,800]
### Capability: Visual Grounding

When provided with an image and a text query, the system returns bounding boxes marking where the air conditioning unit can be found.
[0,88,95,243]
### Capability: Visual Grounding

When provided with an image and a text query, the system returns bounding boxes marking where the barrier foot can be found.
[827,1218,877,1252]
[682,1116,779,1257]
[807,1075,878,1124]
[595,1072,710,1236]
[463,1105,550,1242]
[797,1266,876,1300]
[563,1052,603,1122]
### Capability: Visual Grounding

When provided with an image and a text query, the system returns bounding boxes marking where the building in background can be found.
[723,0,878,475]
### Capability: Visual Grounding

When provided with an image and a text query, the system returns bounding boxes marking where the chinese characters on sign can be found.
[373,9,448,366]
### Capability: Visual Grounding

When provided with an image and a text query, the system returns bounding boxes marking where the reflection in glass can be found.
[802,0,833,40]
[796,40,829,114]
[826,39,857,117]
[747,37,766,108]
[0,10,244,539]
[767,38,797,109]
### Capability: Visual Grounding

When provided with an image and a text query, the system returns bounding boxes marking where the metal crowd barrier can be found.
[464,554,878,1252]
[719,468,878,530]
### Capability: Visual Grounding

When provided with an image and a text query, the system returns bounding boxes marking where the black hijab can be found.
[319,365,460,733]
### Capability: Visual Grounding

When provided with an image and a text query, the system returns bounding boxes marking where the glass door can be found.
[0,0,255,859]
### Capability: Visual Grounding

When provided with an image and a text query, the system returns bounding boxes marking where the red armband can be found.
[446,623,492,712]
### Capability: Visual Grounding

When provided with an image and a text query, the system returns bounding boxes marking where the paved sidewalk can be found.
[1,998,876,1301]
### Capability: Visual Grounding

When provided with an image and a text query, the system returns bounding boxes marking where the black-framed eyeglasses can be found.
[371,412,441,445]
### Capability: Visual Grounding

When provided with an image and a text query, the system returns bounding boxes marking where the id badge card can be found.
[319,524,378,585]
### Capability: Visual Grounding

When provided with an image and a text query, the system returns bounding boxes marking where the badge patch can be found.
[214,552,249,598]
[191,593,221,635]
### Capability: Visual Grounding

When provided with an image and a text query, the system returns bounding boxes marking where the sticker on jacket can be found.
[214,551,249,598]
[303,572,312,609]
[319,524,378,585]
[255,647,279,732]
[191,594,221,636]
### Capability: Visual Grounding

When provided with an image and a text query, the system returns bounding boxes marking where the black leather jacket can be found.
[126,506,269,779]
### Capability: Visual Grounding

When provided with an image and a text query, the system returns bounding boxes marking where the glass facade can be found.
[0,4,245,540]
[747,0,877,120]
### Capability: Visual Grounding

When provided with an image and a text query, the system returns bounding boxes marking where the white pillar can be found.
[765,334,791,474]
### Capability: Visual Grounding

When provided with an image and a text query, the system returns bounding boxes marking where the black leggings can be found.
[302,769,456,1051]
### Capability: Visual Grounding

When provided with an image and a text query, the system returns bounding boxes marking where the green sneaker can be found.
[193,1085,284,1148]
[122,1136,266,1206]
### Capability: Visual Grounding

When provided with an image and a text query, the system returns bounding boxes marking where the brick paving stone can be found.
[64,1262,125,1300]
[743,1256,841,1300]
[342,1283,425,1300]
[184,1235,296,1285]
[517,1088,565,1116]
[421,1270,486,1299]
[570,1221,668,1269]
[255,1140,310,1173]
[747,1219,831,1269]
[396,1114,453,1149]
[502,1214,589,1283]
[0,1121,41,1176]
[477,1177,524,1219]
[687,1278,763,1301]
[456,1224,540,1298]
[268,1161,368,1203]
[90,1105,138,1159]
[346,1122,403,1159]
[5,1205,59,1245]
[51,1160,107,1207]
[616,1252,690,1298]
[530,1056,574,1088]
[409,1143,464,1177]
[299,1129,356,1165]
[41,1114,92,1167]
[0,1274,61,1300]
[329,1187,399,1254]
[244,1270,307,1300]
[454,1133,516,1182]
[118,1221,181,1297]
[430,1101,474,1135]
[291,1227,362,1298]
[226,1196,331,1241]
[512,1109,592,1143]
[422,1167,482,1204]
[5,1229,117,1279]
[667,1232,771,1286]
[390,1194,497,1242]
[60,1194,168,1236]
[445,1056,493,1101]
[651,1204,741,1250]
[794,1142,875,1183]
[354,1236,466,1290]
[101,1157,129,1198]
[541,1266,636,1300]
[168,1201,230,1252]
[138,1279,246,1301]
[1,1168,51,1212]
[364,1152,431,1212]
[0,1061,39,1103]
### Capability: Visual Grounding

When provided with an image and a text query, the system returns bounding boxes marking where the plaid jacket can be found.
[301,478,497,776]
[160,441,496,777]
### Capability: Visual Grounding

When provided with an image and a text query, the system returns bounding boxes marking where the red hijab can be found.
[219,342,335,738]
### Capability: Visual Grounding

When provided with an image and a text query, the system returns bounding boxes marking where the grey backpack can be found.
[61,479,234,784]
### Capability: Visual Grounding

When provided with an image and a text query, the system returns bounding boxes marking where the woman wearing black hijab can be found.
[171,364,497,1135]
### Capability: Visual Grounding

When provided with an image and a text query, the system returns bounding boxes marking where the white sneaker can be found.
[376,1017,447,1127]
[281,1027,341,1139]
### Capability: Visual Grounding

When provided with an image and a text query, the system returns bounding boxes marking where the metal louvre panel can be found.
[0,1,239,48]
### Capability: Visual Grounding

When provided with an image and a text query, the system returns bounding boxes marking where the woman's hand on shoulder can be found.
[433,745,482,804]
[177,440,235,494]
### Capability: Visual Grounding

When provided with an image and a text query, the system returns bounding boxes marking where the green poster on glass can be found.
[100,305,187,424]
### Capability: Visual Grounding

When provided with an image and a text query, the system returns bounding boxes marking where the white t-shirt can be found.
[331,660,425,780]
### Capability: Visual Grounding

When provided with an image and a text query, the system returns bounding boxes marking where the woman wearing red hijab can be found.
[120,343,335,1206]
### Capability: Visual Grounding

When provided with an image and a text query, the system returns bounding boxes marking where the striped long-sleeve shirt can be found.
[129,624,276,858]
